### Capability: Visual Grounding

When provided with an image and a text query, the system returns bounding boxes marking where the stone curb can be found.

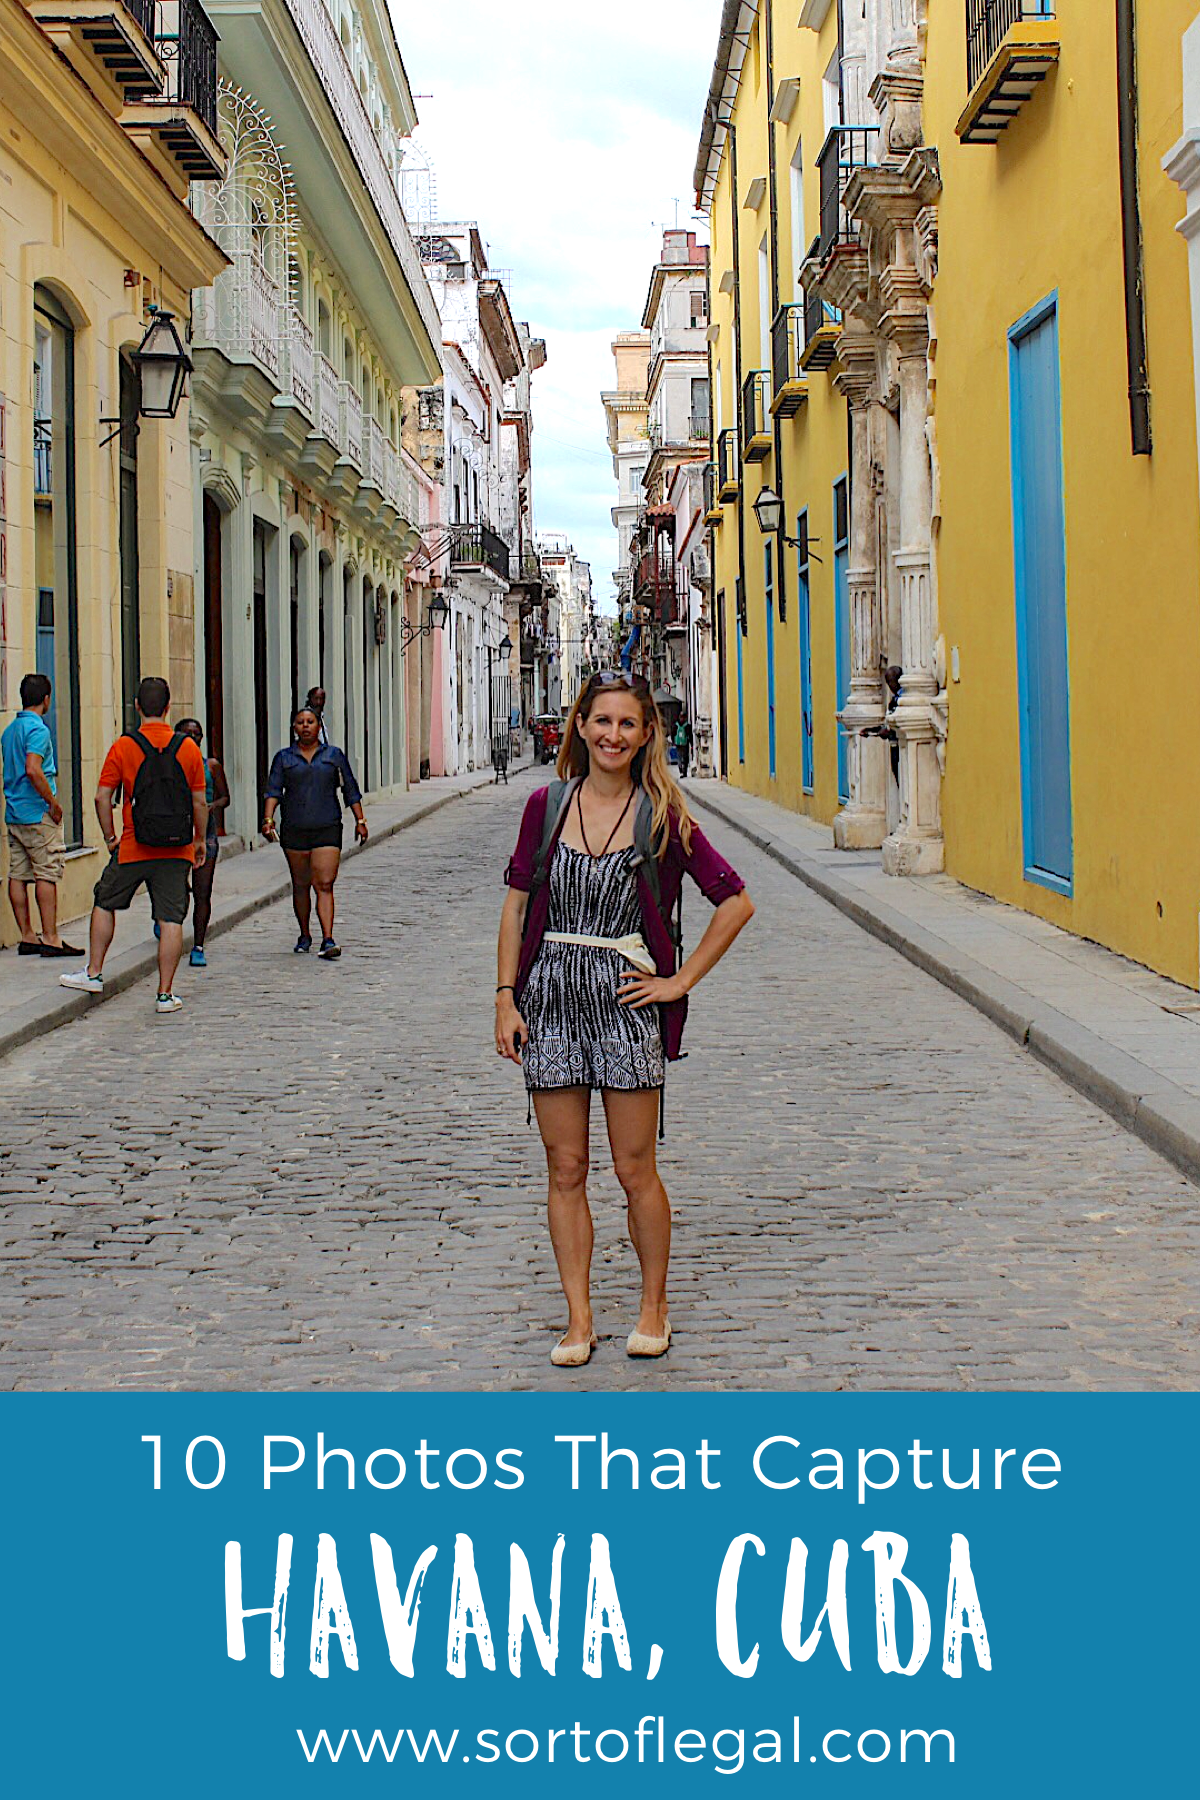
[0,775,497,1068]
[691,788,1200,1188]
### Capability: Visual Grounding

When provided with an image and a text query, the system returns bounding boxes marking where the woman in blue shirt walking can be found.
[262,705,367,959]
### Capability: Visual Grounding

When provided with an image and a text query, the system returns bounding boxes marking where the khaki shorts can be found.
[7,816,66,884]
[93,852,192,925]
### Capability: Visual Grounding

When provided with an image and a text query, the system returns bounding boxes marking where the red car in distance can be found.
[531,714,562,764]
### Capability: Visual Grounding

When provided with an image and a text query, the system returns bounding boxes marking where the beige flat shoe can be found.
[550,1332,598,1368]
[626,1318,672,1358]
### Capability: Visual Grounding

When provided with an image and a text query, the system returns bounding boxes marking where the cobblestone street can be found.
[0,771,1196,1391]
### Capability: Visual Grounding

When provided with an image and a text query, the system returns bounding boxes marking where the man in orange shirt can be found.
[60,676,208,1014]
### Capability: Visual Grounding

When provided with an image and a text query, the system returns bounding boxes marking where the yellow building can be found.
[700,0,1200,989]
[0,0,226,944]
[929,1,1200,986]
[697,0,856,819]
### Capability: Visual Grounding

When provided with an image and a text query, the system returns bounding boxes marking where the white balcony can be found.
[339,381,363,469]
[204,0,442,384]
[316,352,340,447]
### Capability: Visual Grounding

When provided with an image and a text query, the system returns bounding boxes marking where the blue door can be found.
[735,580,745,764]
[764,541,776,777]
[1009,296,1072,892]
[833,476,850,804]
[797,511,814,792]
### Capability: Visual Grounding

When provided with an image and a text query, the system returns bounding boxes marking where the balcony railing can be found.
[316,352,340,446]
[773,302,812,411]
[967,0,1054,92]
[801,248,842,372]
[451,522,510,582]
[741,369,771,463]
[150,0,218,133]
[703,462,720,522]
[816,125,881,259]
[362,416,386,489]
[511,548,543,588]
[248,258,281,377]
[340,381,363,466]
[717,426,739,500]
[286,311,314,417]
[282,0,441,353]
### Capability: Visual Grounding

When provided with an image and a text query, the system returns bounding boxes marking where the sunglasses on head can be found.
[586,670,652,695]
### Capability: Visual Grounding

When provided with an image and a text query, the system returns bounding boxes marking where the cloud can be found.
[388,0,724,612]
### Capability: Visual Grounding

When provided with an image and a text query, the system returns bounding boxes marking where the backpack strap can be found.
[126,727,183,763]
[529,778,579,902]
[630,793,684,951]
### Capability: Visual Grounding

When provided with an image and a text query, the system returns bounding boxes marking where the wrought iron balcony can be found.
[450,522,510,582]
[960,1,1058,144]
[717,426,739,502]
[816,125,881,259]
[703,462,722,525]
[509,548,543,593]
[121,0,224,181]
[741,369,772,463]
[770,304,808,416]
[29,0,163,95]
[801,252,842,372]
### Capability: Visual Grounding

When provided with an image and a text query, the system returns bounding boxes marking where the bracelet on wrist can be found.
[496,984,514,995]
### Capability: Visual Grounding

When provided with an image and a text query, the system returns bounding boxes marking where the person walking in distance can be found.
[262,704,366,959]
[306,686,329,745]
[176,719,229,968]
[60,676,207,1013]
[496,670,754,1367]
[2,671,81,957]
[674,713,693,780]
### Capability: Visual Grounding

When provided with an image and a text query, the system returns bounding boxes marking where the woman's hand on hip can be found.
[617,969,687,1009]
[495,996,528,1062]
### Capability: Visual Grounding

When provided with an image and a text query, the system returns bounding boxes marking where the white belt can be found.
[543,930,657,975]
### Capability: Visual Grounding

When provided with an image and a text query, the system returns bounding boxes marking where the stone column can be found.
[882,293,942,873]
[224,453,257,842]
[833,332,888,850]
[327,520,349,750]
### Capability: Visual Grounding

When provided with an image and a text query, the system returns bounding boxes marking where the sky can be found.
[388,0,725,615]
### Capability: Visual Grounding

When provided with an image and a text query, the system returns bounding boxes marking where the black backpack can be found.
[126,730,194,848]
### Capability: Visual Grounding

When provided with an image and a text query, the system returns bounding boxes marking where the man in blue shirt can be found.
[2,672,80,956]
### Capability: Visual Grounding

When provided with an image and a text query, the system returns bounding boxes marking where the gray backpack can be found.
[530,777,680,946]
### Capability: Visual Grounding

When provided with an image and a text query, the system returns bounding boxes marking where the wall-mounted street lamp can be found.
[752,485,822,560]
[499,631,513,658]
[751,485,794,543]
[134,310,192,417]
[398,590,450,655]
[100,308,193,445]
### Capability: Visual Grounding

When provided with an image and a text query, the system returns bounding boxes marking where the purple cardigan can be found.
[505,785,746,1061]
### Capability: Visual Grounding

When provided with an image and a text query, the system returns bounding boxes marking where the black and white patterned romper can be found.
[522,844,664,1093]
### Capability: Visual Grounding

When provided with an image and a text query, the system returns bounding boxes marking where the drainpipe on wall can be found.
[766,0,787,623]
[1117,0,1152,455]
[731,122,748,642]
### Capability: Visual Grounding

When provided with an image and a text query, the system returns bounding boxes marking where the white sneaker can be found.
[60,968,103,994]
[155,992,184,1014]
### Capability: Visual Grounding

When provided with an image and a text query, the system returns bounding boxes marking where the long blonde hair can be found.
[556,674,694,857]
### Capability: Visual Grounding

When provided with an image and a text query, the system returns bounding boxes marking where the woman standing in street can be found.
[496,671,754,1367]
[176,719,229,968]
[262,706,367,959]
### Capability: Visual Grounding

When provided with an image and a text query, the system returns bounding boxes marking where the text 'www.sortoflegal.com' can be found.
[295,1719,956,1772]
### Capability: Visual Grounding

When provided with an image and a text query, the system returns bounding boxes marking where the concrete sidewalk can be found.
[689,781,1200,1186]
[0,760,531,1064]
